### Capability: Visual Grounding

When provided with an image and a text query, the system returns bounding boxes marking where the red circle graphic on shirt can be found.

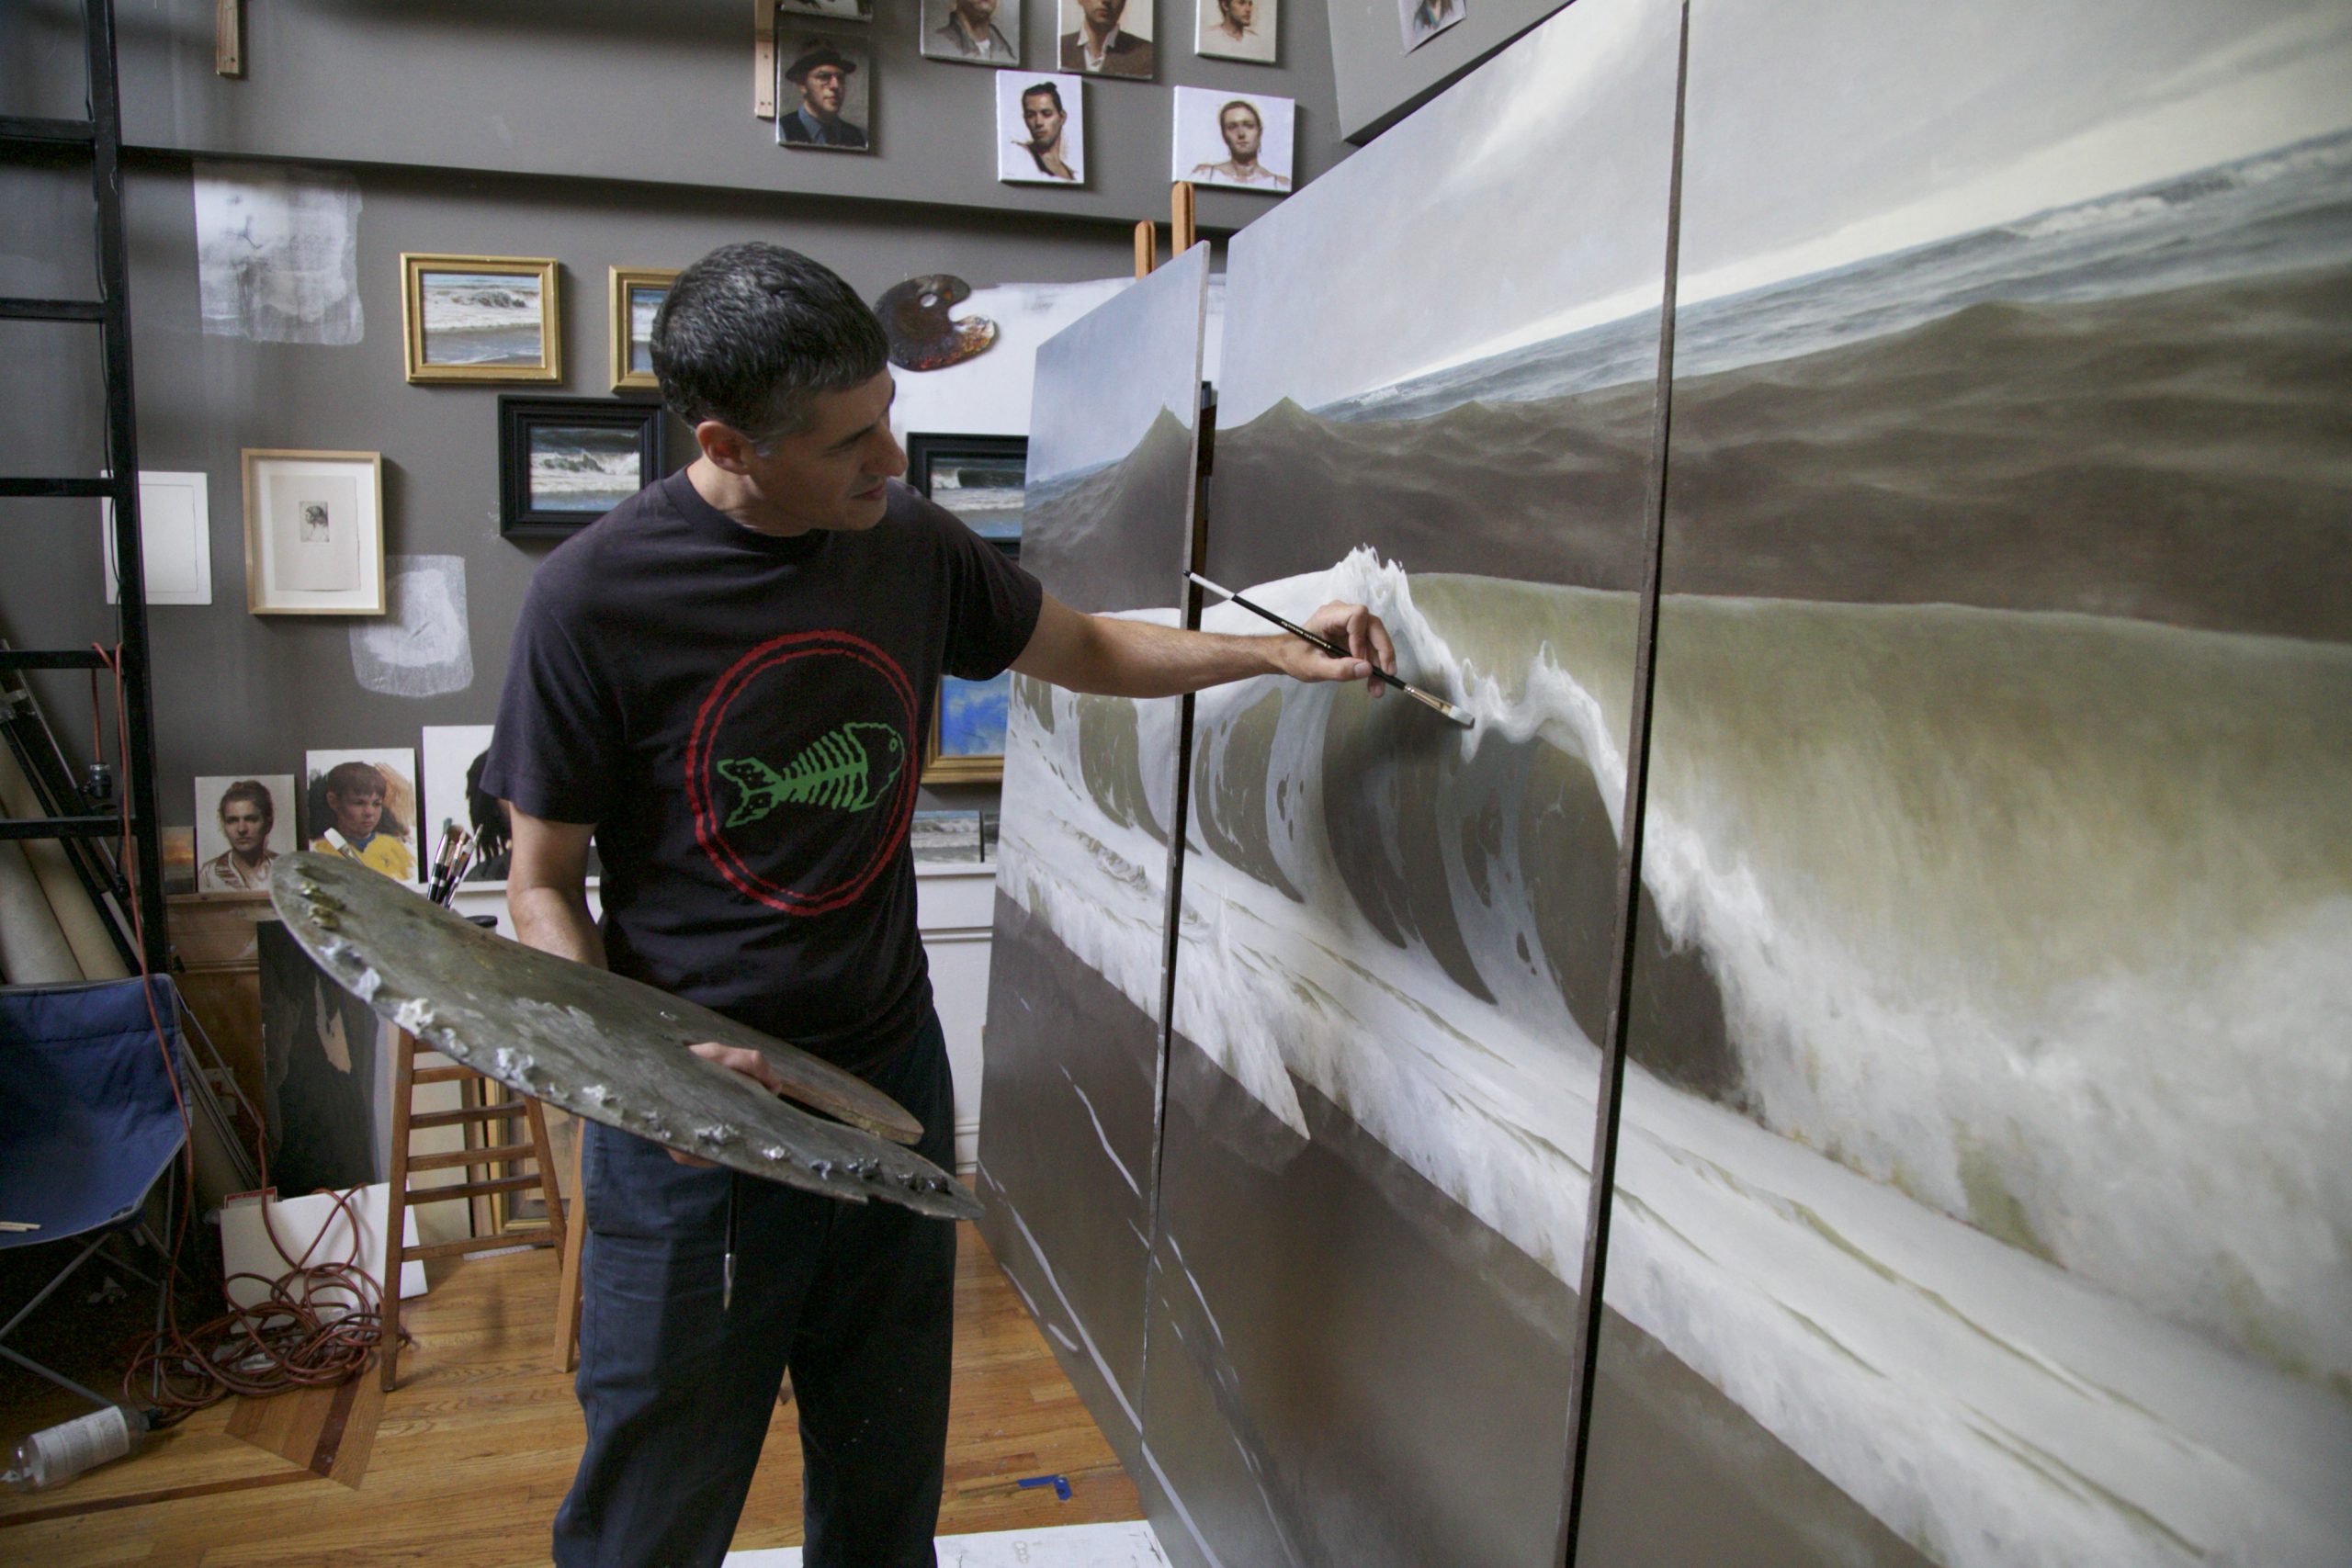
[684,629,918,917]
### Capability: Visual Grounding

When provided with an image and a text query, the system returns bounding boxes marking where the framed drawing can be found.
[400,253,561,384]
[240,448,386,615]
[910,434,1026,784]
[609,265,677,391]
[498,396,668,539]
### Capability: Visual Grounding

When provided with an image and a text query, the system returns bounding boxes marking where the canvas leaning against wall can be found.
[1570,2,2352,1564]
[1137,1,1681,1562]
[977,243,1211,1478]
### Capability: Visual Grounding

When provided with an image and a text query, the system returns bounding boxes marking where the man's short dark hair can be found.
[218,779,274,827]
[1022,82,1065,116]
[651,243,889,444]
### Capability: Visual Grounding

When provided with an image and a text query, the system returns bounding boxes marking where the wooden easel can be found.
[379,1030,569,1390]
[1136,184,1203,280]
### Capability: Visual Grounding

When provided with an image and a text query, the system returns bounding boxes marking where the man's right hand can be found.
[667,1042,787,1166]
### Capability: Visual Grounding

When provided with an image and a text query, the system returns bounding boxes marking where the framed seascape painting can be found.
[922,0,1022,64]
[609,266,676,391]
[400,254,560,384]
[910,434,1025,783]
[498,396,668,539]
[240,448,385,615]
[1197,0,1276,62]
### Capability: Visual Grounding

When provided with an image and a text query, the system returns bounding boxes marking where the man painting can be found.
[481,243,1395,1566]
[310,761,415,882]
[1011,81,1079,181]
[1059,0,1153,78]
[928,0,1018,62]
[1189,97,1291,190]
[779,47,869,151]
[198,779,280,891]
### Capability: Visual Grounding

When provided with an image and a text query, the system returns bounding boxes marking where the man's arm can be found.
[504,807,607,970]
[505,804,786,1162]
[1010,593,1396,697]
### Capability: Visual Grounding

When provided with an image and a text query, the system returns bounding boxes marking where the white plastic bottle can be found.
[3,1404,148,1492]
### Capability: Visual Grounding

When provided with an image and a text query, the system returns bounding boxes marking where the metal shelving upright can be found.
[0,0,168,974]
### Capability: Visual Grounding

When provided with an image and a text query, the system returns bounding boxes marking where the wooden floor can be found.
[0,1224,1140,1565]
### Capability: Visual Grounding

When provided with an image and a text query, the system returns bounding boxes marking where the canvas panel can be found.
[1577,2,2352,1564]
[1139,1,1684,1562]
[977,246,1213,1471]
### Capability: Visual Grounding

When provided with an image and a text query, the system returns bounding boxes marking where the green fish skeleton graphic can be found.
[718,722,905,828]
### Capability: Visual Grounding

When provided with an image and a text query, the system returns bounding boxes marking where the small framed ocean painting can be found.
[609,265,676,391]
[497,395,667,539]
[927,671,1012,784]
[401,254,561,384]
[909,433,1024,784]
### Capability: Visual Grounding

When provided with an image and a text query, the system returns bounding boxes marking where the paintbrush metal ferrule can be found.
[1189,572,1475,728]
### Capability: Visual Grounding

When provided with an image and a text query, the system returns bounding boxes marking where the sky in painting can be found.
[1216,0,1681,423]
[1024,248,1209,486]
[1219,0,2352,420]
[1675,0,2352,306]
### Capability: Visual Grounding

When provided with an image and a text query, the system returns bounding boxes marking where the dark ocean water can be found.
[1319,129,2352,423]
[1208,132,2352,641]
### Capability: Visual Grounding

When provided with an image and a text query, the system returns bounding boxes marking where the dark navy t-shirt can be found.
[481,468,1042,1069]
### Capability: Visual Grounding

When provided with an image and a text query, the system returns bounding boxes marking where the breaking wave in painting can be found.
[1000,560,2352,1566]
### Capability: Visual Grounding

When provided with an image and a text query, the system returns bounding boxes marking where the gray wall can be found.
[93,0,1347,233]
[0,0,1352,843]
[1324,0,1571,140]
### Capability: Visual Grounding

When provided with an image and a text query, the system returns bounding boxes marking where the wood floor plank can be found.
[0,1223,1139,1563]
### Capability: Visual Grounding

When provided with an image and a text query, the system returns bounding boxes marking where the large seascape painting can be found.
[1138,2,1681,1562]
[1575,1,2352,1564]
[976,244,1212,1477]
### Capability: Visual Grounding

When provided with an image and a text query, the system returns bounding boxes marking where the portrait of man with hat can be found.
[779,39,870,150]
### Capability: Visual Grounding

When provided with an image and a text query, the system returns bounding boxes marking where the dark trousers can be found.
[551,1012,958,1568]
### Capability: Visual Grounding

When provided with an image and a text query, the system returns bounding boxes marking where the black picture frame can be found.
[497,395,667,540]
[908,434,1027,785]
[907,433,1026,561]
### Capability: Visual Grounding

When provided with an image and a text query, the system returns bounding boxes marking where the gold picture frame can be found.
[909,434,1024,786]
[240,447,386,615]
[609,266,678,391]
[400,253,562,385]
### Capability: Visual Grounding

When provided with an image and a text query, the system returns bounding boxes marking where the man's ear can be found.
[696,419,758,475]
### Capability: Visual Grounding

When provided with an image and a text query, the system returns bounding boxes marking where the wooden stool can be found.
[379,1029,568,1389]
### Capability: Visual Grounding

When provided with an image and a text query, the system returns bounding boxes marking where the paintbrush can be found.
[427,824,469,904]
[1188,572,1475,728]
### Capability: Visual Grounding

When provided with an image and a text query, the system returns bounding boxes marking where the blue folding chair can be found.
[0,975,187,1411]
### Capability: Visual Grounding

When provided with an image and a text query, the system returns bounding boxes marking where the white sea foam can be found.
[994,556,2352,1565]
